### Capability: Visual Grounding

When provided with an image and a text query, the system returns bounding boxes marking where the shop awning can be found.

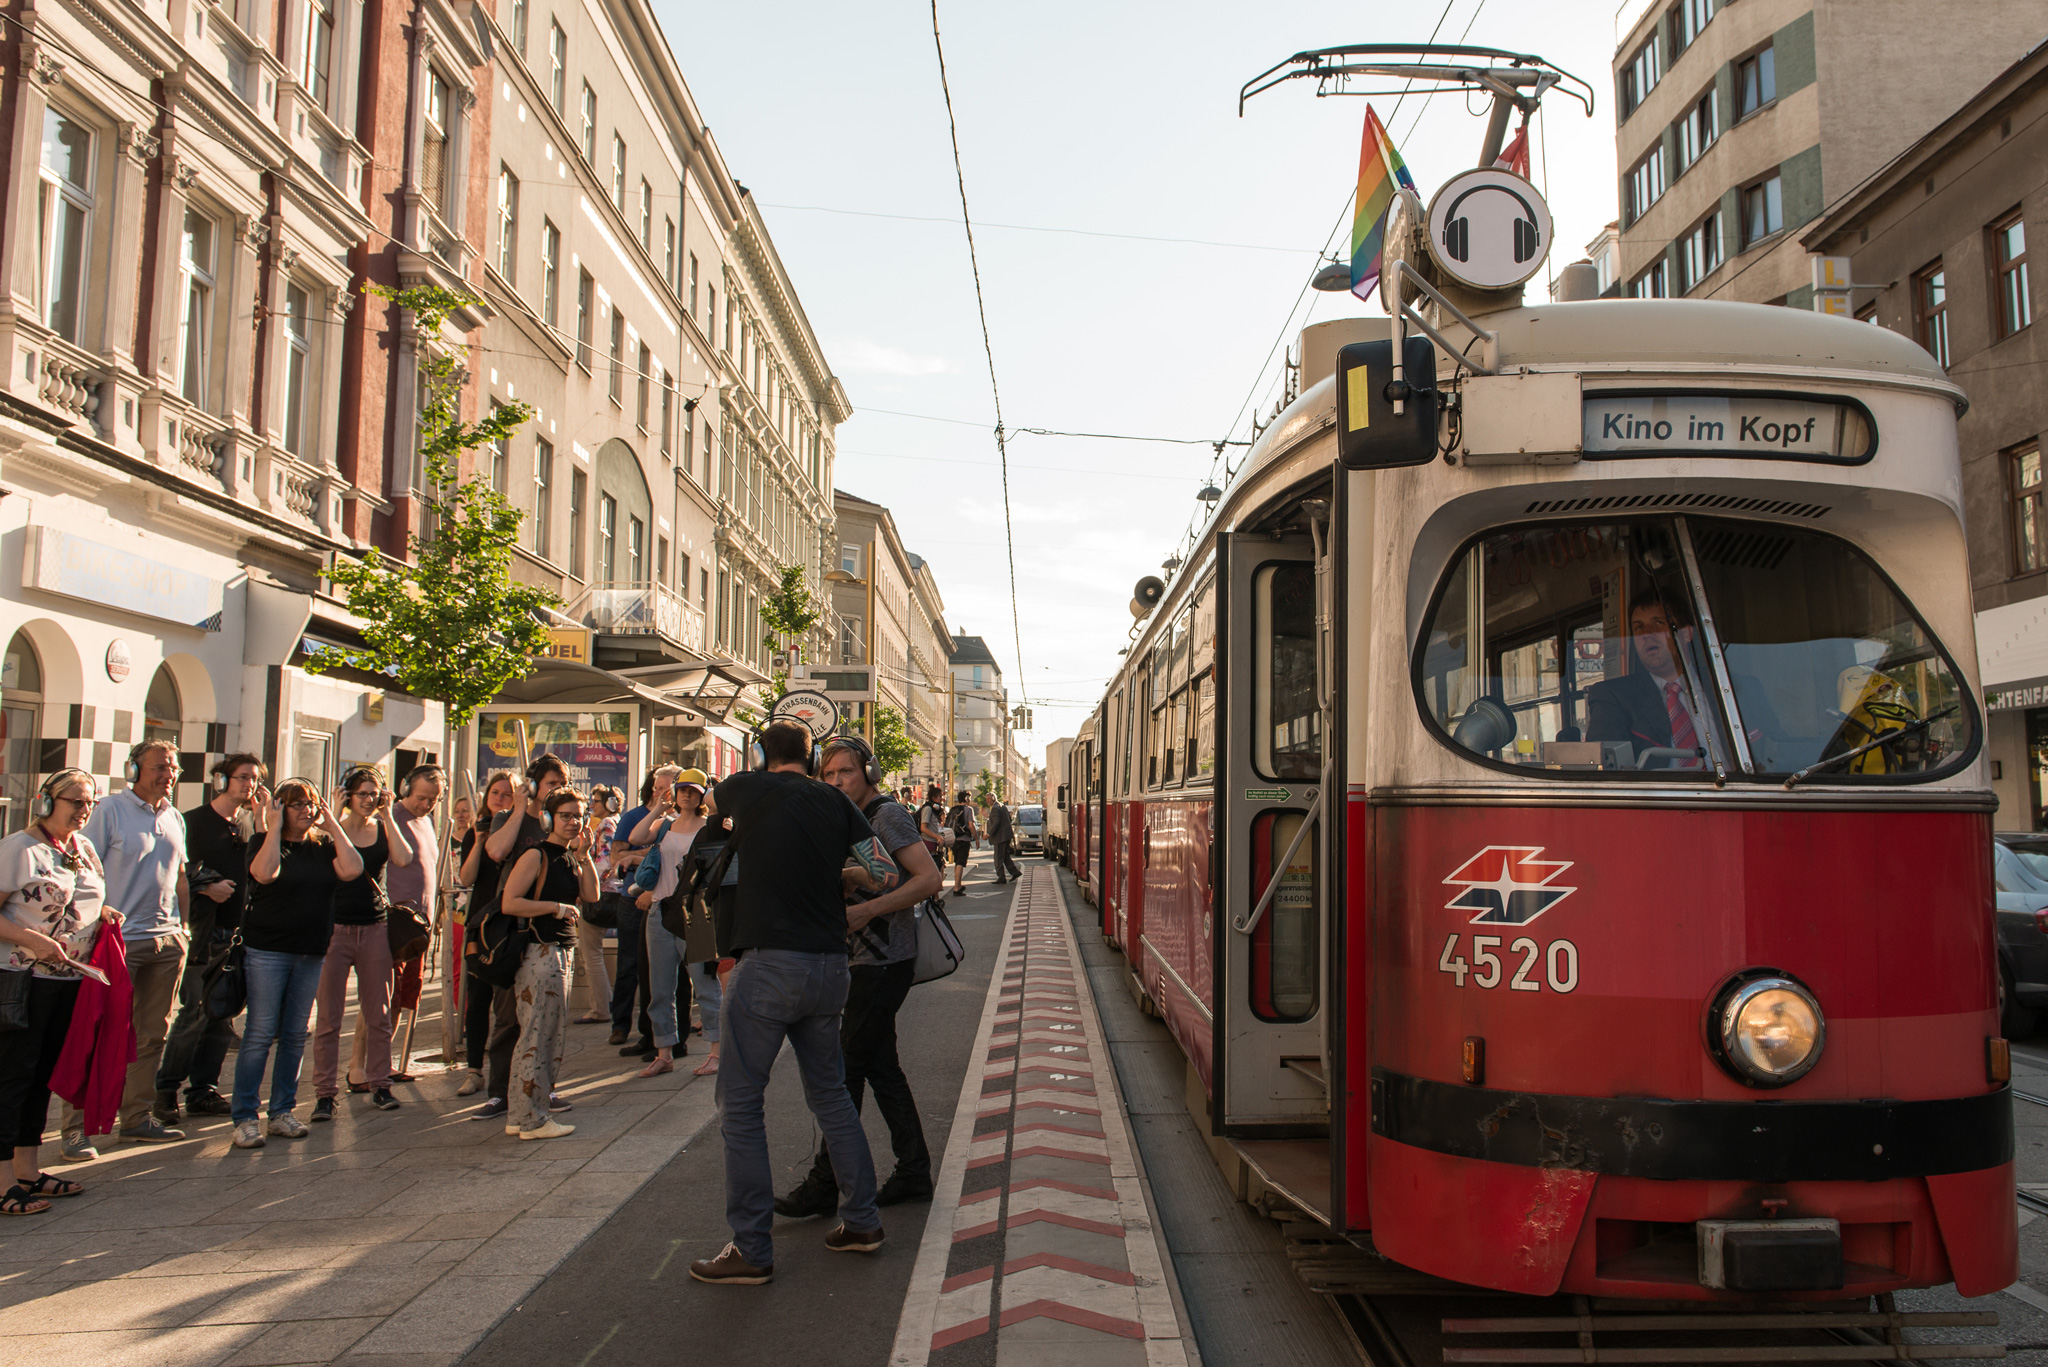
[496,657,706,719]
[614,656,769,723]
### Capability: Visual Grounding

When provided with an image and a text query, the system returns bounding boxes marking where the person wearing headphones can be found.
[348,764,442,1091]
[308,768,413,1120]
[494,787,597,1139]
[775,734,942,1220]
[155,753,267,1123]
[689,721,899,1286]
[0,769,122,1212]
[629,769,709,1077]
[59,739,190,1160]
[474,754,575,1125]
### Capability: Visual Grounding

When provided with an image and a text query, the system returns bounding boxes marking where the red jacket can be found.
[50,927,135,1135]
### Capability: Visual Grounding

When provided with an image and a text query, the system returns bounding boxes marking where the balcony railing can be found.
[570,582,705,653]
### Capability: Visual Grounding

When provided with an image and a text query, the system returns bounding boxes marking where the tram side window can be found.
[1250,810,1318,1022]
[1193,671,1215,781]
[1255,563,1321,781]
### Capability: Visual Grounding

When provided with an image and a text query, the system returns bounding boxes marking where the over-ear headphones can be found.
[33,768,92,820]
[341,766,379,797]
[1441,182,1540,265]
[124,742,145,784]
[825,733,884,788]
[749,730,821,775]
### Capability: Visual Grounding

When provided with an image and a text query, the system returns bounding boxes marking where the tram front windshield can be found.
[1416,518,1974,781]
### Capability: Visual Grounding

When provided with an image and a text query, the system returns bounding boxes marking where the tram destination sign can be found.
[1581,393,1875,465]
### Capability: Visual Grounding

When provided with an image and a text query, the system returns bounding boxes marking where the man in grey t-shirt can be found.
[776,734,944,1217]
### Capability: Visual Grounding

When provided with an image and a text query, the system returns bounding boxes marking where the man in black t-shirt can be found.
[157,753,268,1118]
[689,722,900,1287]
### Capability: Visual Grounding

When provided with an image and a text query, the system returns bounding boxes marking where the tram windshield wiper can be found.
[1781,705,1962,790]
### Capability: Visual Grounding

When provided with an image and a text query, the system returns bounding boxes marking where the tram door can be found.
[1218,532,1328,1128]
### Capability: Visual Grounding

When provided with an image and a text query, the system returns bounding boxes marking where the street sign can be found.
[771,688,840,740]
[1425,168,1553,291]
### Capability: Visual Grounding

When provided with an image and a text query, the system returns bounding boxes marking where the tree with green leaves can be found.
[974,767,1005,806]
[869,704,920,779]
[759,562,822,698]
[306,284,557,726]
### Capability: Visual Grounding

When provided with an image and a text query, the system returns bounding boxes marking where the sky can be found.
[653,0,1635,767]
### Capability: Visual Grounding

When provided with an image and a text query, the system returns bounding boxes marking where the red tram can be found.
[1054,294,2015,1302]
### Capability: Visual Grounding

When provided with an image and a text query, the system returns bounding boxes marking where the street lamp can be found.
[1311,255,1353,292]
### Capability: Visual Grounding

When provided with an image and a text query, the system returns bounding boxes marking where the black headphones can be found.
[341,765,381,797]
[1441,182,1540,266]
[33,768,92,820]
[750,728,821,775]
[824,733,884,788]
[526,755,566,787]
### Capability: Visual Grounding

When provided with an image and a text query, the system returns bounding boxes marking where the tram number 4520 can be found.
[1439,933,1580,994]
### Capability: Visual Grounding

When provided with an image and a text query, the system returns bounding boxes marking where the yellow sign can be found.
[1346,366,1372,432]
[537,628,592,666]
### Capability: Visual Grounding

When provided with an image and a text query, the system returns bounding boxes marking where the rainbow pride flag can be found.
[1350,104,1415,303]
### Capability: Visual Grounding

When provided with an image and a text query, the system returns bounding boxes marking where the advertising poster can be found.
[476,712,630,796]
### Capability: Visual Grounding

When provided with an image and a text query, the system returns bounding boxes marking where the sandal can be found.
[575,1013,607,1024]
[638,1056,674,1078]
[0,1184,50,1216]
[24,1173,82,1199]
[692,1056,720,1076]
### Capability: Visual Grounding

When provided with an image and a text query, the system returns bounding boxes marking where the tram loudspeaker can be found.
[1697,1219,1843,1292]
[1336,336,1440,469]
[1130,576,1166,619]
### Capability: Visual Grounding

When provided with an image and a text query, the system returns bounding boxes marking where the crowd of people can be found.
[0,724,1019,1286]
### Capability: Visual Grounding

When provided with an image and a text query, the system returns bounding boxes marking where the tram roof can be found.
[1483,299,1948,380]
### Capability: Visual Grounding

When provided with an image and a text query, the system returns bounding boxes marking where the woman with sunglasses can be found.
[309,770,413,1120]
[234,779,363,1149]
[453,771,516,1096]
[495,787,596,1139]
[0,770,122,1214]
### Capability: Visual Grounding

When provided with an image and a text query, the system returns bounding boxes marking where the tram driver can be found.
[1586,591,1714,769]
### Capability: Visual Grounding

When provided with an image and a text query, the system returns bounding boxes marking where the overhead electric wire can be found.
[760,203,1317,255]
[929,0,1029,710]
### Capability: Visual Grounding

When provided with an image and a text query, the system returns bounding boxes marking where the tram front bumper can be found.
[1698,1218,1843,1292]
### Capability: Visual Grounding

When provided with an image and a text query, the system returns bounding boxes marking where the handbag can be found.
[911,897,965,985]
[469,892,533,990]
[386,899,432,961]
[580,892,619,930]
[202,936,248,1021]
[0,967,30,1031]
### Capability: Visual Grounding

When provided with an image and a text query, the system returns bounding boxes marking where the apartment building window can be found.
[656,534,668,586]
[840,543,861,576]
[608,308,624,405]
[1630,259,1668,299]
[1740,173,1783,248]
[840,617,860,664]
[1736,46,1776,119]
[422,71,451,215]
[541,219,560,326]
[533,437,553,560]
[1678,211,1721,292]
[680,552,691,598]
[1994,211,2032,339]
[628,516,644,584]
[716,568,729,644]
[282,283,311,457]
[599,494,617,583]
[700,568,709,612]
[489,417,508,493]
[664,219,676,285]
[574,270,593,371]
[688,253,699,313]
[707,284,717,340]
[1672,0,1714,51]
[509,0,527,57]
[39,108,93,343]
[496,166,518,284]
[580,84,596,163]
[548,22,566,114]
[2018,445,2047,573]
[639,181,652,248]
[724,297,734,352]
[611,134,625,210]
[1676,88,1716,172]
[178,208,216,406]
[568,469,587,579]
[1619,32,1661,118]
[1626,148,1665,223]
[635,342,650,431]
[1915,262,1951,368]
[303,0,334,108]
[659,372,672,457]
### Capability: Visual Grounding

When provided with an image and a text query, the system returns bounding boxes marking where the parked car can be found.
[1992,833,2048,1036]
[1015,804,1045,855]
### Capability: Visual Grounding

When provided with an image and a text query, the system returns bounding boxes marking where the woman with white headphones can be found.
[0,769,123,1214]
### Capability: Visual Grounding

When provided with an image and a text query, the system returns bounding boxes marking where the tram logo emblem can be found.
[1442,846,1576,926]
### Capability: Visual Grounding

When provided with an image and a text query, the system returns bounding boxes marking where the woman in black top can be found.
[496,787,596,1139]
[233,779,363,1149]
[309,770,415,1120]
[455,771,516,1095]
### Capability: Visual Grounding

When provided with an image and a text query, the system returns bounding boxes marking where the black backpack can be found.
[950,805,975,839]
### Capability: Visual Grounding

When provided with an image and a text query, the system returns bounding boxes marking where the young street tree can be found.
[869,703,920,779]
[306,284,556,725]
[758,562,822,699]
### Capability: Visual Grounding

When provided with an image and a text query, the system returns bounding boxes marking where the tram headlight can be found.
[1712,975,1825,1088]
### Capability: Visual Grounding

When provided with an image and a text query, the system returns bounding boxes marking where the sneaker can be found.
[455,1069,482,1097]
[231,1120,265,1149]
[371,1089,401,1111]
[547,1093,573,1113]
[689,1242,773,1285]
[472,1097,508,1121]
[120,1116,186,1144]
[310,1098,336,1123]
[266,1113,309,1139]
[58,1131,96,1163]
[774,1177,838,1220]
[877,1172,935,1207]
[824,1223,885,1254]
[185,1089,232,1116]
[517,1119,576,1141]
[152,1089,182,1125]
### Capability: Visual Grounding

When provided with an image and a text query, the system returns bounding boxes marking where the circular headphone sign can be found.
[770,688,840,741]
[1425,168,1553,291]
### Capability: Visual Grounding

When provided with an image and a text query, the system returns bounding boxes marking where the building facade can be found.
[826,490,950,788]
[1801,41,2048,829]
[1609,0,2044,306]
[950,632,1012,798]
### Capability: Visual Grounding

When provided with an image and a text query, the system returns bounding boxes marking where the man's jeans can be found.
[719,949,879,1266]
[805,958,930,1193]
[157,917,236,1100]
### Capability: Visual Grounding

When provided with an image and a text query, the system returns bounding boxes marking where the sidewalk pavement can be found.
[0,1003,718,1367]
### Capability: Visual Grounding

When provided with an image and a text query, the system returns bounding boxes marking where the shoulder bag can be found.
[0,967,30,1031]
[911,896,965,985]
[672,781,805,959]
[386,899,431,961]
[202,933,248,1021]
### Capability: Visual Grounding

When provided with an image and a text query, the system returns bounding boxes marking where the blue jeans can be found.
[688,960,722,1045]
[645,916,687,1050]
[233,949,325,1123]
[718,949,878,1265]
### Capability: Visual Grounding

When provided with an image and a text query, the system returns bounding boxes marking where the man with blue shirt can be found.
[61,739,191,1159]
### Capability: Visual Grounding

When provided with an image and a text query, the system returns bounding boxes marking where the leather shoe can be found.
[689,1242,772,1285]
[606,1030,627,1045]
[185,1090,232,1117]
[877,1172,934,1207]
[773,1177,838,1220]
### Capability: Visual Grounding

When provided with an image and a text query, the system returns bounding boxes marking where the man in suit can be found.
[1586,592,1712,769]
